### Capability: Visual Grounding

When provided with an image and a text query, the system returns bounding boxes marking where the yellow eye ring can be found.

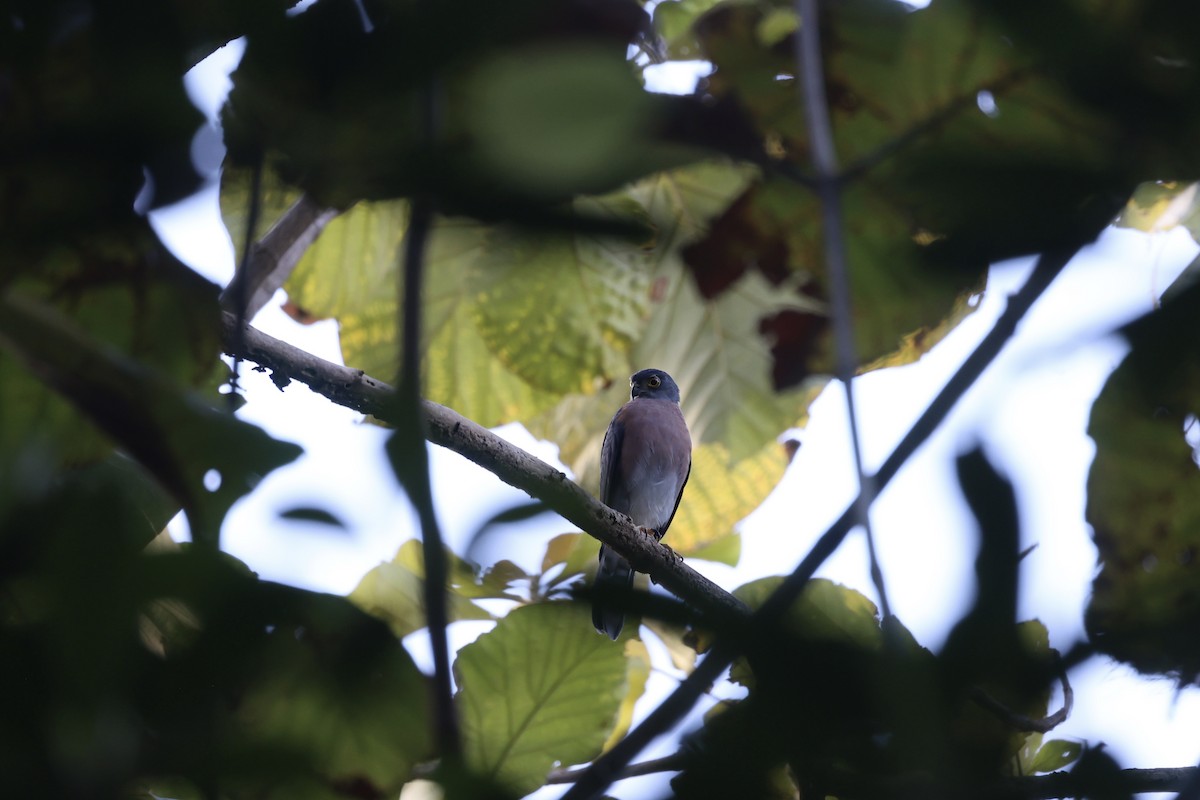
[648,375,662,388]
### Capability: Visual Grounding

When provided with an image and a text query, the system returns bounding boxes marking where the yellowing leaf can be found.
[1116,181,1200,236]
[602,638,651,752]
[643,618,698,674]
[349,539,496,638]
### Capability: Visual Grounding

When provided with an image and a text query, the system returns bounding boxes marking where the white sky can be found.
[150,38,1200,799]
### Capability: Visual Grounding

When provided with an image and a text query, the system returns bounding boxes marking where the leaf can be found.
[686,532,742,567]
[0,289,302,541]
[653,0,726,60]
[349,540,496,638]
[729,577,882,688]
[643,617,698,674]
[464,44,656,199]
[228,591,433,800]
[1028,739,1083,774]
[669,440,786,557]
[468,194,655,395]
[0,249,227,466]
[1116,181,1200,239]
[1085,269,1200,683]
[601,638,652,752]
[734,577,883,650]
[455,602,629,795]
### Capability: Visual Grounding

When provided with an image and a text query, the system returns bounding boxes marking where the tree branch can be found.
[548,751,1197,800]
[217,312,753,629]
[970,666,1073,734]
[546,753,687,785]
[219,194,340,320]
[795,0,888,617]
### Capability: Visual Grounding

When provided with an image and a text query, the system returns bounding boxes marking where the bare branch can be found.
[795,0,888,617]
[219,194,340,320]
[546,753,687,785]
[970,666,1074,734]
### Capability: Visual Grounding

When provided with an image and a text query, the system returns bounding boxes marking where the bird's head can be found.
[629,368,680,403]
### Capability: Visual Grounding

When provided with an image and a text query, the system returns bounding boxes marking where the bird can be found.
[593,368,692,639]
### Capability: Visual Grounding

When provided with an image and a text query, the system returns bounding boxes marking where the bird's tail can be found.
[592,545,635,639]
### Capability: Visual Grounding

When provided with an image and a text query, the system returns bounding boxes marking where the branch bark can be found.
[219,195,340,320]
[218,312,753,628]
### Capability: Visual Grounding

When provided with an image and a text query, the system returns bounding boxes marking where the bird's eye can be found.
[648,375,662,388]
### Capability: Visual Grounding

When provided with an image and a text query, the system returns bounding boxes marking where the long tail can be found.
[592,544,635,639]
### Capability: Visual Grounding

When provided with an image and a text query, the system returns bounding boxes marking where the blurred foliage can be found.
[1086,261,1200,685]
[5,0,1200,796]
[669,450,1066,799]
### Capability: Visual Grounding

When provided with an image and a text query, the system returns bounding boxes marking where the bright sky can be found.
[151,37,1200,799]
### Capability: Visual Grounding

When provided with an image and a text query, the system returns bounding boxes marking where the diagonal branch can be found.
[219,194,340,320]
[217,312,753,630]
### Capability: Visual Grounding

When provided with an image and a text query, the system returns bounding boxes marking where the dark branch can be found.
[394,192,460,757]
[795,0,888,617]
[219,194,340,320]
[970,666,1074,734]
[546,753,687,785]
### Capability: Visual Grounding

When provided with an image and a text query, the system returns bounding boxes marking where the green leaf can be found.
[540,533,598,587]
[224,590,433,800]
[642,617,698,674]
[734,577,883,650]
[0,249,227,466]
[464,44,656,199]
[455,602,628,795]
[349,540,496,638]
[653,0,726,60]
[728,577,882,688]
[0,289,301,541]
[468,194,655,395]
[685,532,742,567]
[1028,739,1083,774]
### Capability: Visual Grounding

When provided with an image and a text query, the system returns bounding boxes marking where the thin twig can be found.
[970,665,1074,734]
[228,157,262,412]
[560,245,1082,800]
[394,71,460,759]
[546,753,687,784]
[796,0,889,617]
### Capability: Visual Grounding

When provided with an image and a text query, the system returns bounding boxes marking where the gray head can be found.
[629,368,680,403]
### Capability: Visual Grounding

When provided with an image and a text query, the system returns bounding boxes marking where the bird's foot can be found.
[638,530,683,585]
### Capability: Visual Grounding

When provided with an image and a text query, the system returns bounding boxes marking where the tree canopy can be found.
[3,0,1200,798]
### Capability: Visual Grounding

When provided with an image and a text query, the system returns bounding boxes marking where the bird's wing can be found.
[599,404,626,509]
[658,452,691,540]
